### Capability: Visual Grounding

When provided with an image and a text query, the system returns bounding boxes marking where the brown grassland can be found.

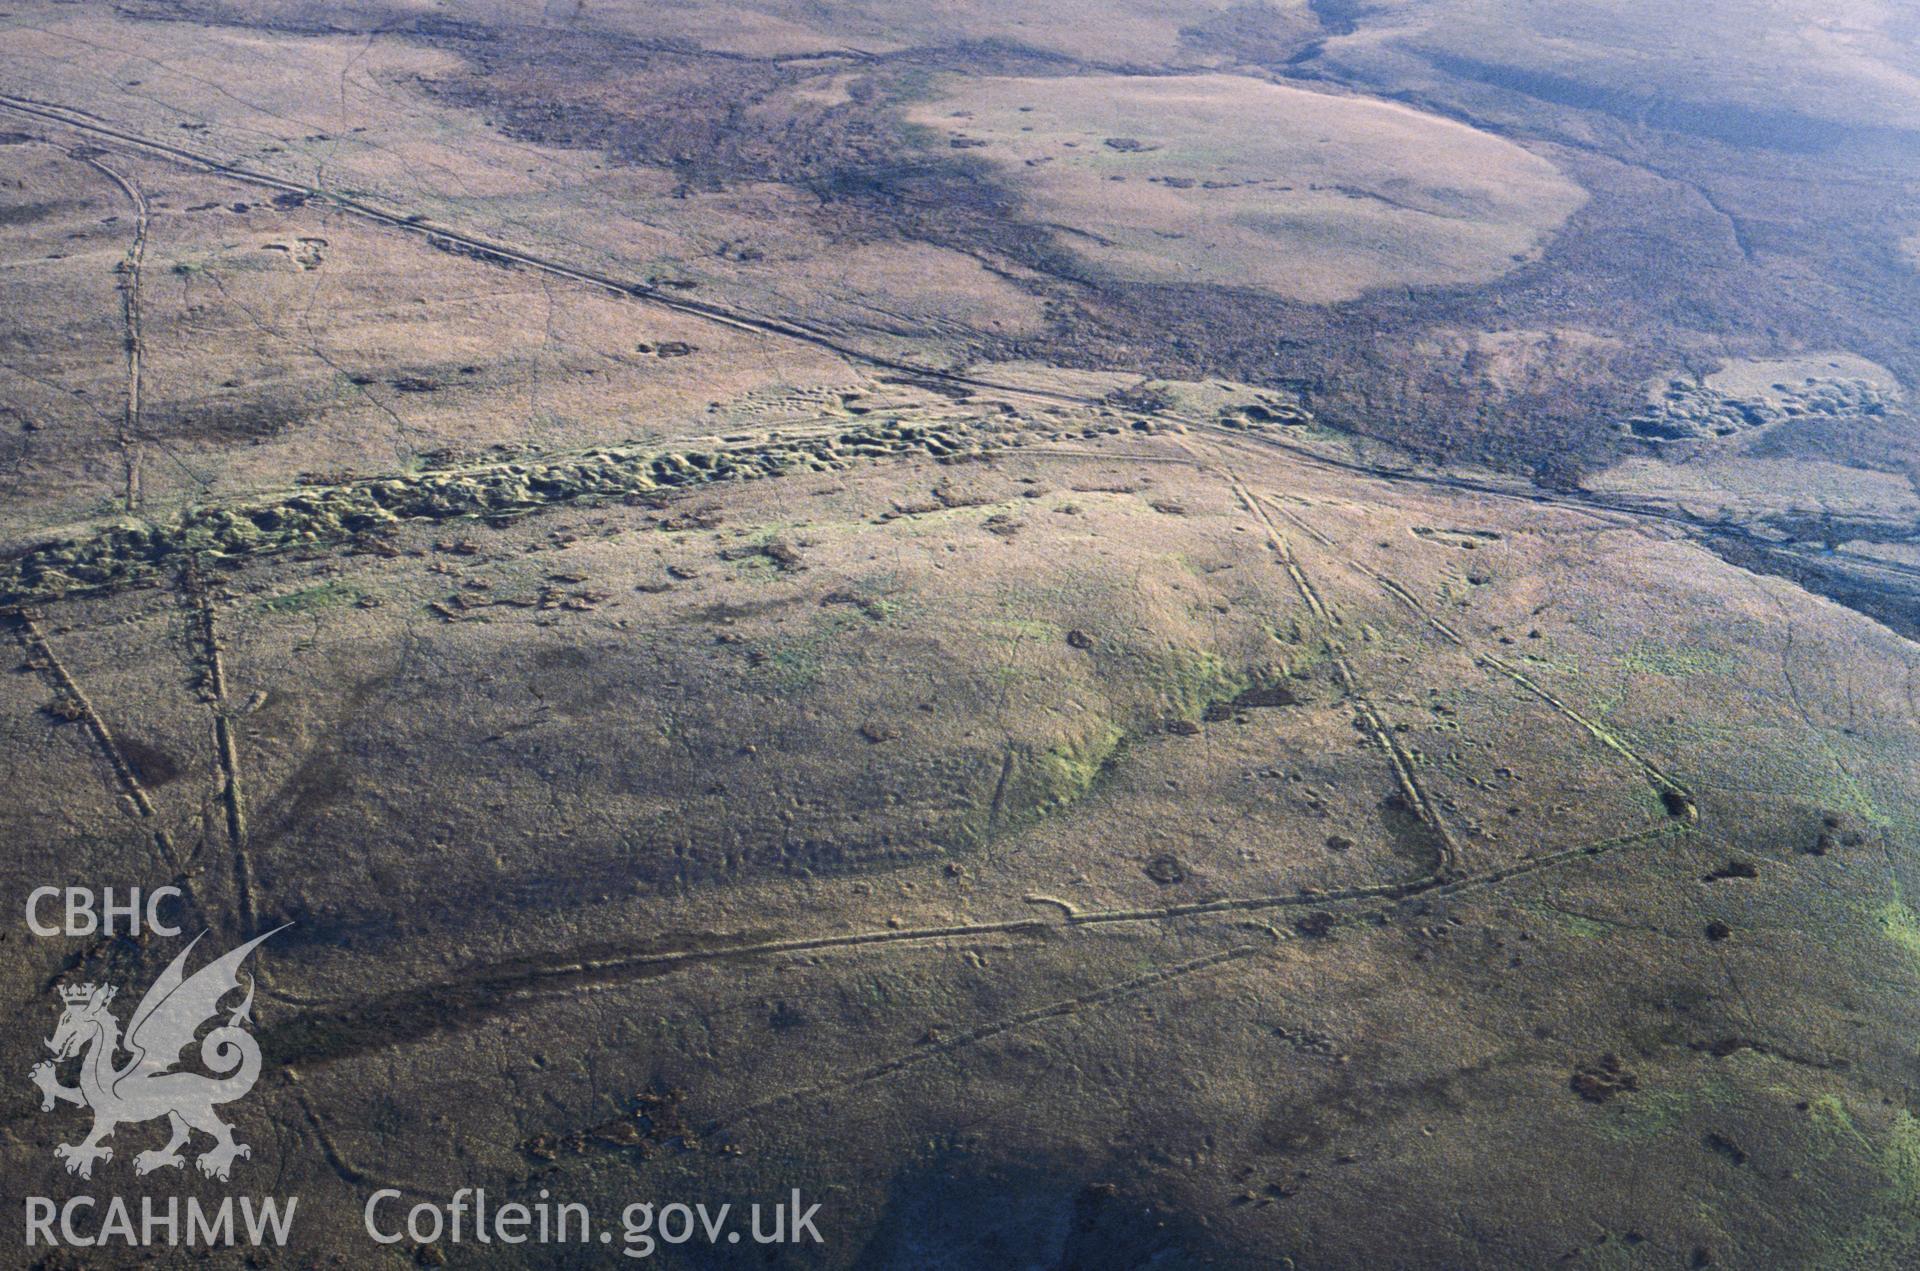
[2,1,1919,1266]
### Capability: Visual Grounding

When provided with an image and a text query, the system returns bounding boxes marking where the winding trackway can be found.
[493,464,1698,1139]
[0,86,1723,1163]
[0,144,1695,800]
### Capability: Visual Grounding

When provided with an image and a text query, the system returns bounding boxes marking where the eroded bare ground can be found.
[3,2,1920,1268]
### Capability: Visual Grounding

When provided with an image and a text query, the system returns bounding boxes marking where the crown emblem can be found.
[59,982,112,1005]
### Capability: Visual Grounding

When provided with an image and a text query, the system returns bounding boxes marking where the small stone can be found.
[1295,912,1336,938]
[1144,853,1185,885]
[43,693,86,723]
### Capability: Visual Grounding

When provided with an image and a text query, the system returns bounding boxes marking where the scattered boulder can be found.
[43,693,86,723]
[720,538,805,571]
[1144,853,1185,885]
[1570,1054,1638,1103]
[1295,912,1336,938]
[1703,1132,1749,1166]
[1809,811,1867,855]
[983,513,1021,539]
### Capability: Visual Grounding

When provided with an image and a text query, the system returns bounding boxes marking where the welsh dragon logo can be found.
[29,927,285,1181]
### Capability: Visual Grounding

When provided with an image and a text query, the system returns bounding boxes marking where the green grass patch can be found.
[1619,640,1738,677]
[1033,720,1127,813]
[1136,645,1254,722]
[1874,890,1920,971]
[983,616,1063,641]
[1806,1105,1920,1267]
[1806,1093,1861,1141]
[1594,1073,1737,1144]
[750,606,874,695]
[1525,901,1613,939]
[258,581,364,614]
[1519,650,1582,676]
[1886,1109,1920,1214]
